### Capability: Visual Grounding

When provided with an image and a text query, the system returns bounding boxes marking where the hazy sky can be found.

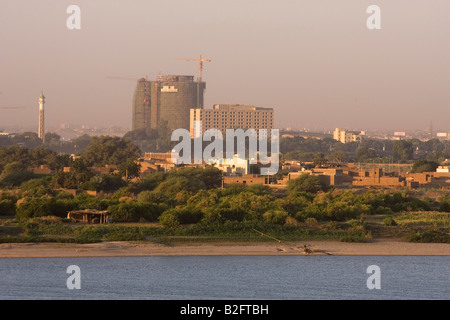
[0,0,449,132]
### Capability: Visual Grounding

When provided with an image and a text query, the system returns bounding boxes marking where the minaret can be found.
[38,92,45,142]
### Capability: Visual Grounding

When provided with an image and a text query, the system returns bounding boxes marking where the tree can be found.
[287,174,327,194]
[0,146,29,174]
[154,176,206,196]
[328,151,348,163]
[0,199,15,215]
[81,136,141,166]
[411,159,439,173]
[71,134,92,154]
[393,140,414,162]
[355,146,377,162]
[44,132,61,150]
[313,153,328,167]
[118,159,141,180]
[0,161,28,181]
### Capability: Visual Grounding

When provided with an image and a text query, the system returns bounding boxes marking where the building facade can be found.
[190,104,274,138]
[132,75,206,132]
[333,128,363,144]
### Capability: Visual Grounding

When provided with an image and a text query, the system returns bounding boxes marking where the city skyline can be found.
[0,1,449,132]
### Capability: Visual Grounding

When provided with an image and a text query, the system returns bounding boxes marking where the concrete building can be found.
[333,128,363,144]
[212,154,249,175]
[353,168,419,188]
[223,174,275,187]
[132,75,205,132]
[27,165,52,175]
[142,152,176,172]
[190,104,274,138]
[278,168,351,187]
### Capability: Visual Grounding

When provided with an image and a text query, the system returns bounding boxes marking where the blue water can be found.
[0,256,448,300]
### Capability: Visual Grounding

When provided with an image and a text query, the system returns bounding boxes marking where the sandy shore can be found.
[0,239,449,258]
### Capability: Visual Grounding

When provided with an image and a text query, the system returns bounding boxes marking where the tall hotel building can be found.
[190,104,274,138]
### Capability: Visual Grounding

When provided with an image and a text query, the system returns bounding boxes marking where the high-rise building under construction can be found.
[132,75,205,132]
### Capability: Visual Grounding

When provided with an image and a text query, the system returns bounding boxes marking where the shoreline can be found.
[0,239,449,258]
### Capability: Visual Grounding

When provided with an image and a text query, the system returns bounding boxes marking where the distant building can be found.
[223,174,275,187]
[212,154,249,175]
[190,104,274,138]
[353,168,419,188]
[28,165,52,175]
[278,168,351,187]
[132,75,205,132]
[333,128,363,144]
[143,152,176,172]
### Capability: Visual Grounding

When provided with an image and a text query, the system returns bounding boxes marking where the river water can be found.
[0,256,448,300]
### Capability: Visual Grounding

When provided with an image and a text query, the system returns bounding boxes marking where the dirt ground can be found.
[0,239,449,258]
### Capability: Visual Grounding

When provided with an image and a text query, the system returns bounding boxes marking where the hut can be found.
[67,209,110,224]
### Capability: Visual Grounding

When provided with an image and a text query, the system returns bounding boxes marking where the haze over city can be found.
[0,0,449,132]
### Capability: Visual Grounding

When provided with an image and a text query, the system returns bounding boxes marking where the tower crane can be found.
[0,106,25,109]
[176,54,211,83]
[176,55,211,108]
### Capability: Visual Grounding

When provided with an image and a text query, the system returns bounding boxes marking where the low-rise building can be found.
[212,155,249,175]
[28,164,52,174]
[333,128,363,144]
[223,174,275,187]
[353,168,419,188]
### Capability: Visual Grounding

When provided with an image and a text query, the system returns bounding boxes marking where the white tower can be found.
[38,92,45,142]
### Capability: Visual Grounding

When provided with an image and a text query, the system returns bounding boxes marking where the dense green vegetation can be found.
[281,136,450,164]
[0,134,449,245]
[1,165,449,243]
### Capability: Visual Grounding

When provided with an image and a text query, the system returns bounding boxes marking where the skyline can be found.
[0,1,449,132]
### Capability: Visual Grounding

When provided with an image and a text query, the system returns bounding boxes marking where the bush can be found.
[137,190,170,204]
[23,221,40,237]
[405,230,450,243]
[0,199,15,216]
[108,203,140,222]
[375,206,395,215]
[108,202,166,223]
[74,226,107,243]
[1,171,41,188]
[159,210,180,228]
[158,207,203,226]
[287,174,327,194]
[325,221,338,230]
[16,198,53,220]
[383,216,397,226]
[305,217,318,227]
[262,210,288,225]
[340,226,371,242]
[439,201,450,212]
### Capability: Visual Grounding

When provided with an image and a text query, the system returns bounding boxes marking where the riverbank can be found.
[0,239,448,258]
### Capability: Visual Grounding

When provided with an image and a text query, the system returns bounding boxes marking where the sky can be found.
[0,0,449,133]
